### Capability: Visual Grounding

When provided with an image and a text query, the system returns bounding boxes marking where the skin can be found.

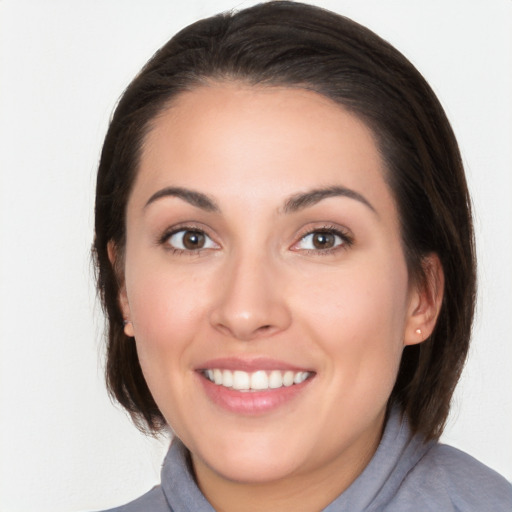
[115,84,443,512]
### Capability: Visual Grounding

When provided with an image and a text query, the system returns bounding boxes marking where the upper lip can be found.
[196,357,313,373]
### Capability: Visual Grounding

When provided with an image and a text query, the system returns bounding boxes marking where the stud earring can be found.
[415,328,422,335]
[123,319,134,338]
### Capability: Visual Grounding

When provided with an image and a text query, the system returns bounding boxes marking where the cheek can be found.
[294,258,409,384]
[125,264,209,375]
[124,266,212,428]
[127,254,208,331]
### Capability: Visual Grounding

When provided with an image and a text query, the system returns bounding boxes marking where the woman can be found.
[92,1,512,510]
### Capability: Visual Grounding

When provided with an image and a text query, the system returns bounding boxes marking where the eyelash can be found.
[293,225,354,256]
[158,224,218,256]
[157,224,354,256]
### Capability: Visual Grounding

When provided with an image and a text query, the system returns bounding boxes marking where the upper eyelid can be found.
[159,222,212,238]
[298,231,348,246]
[289,225,354,253]
[295,224,353,241]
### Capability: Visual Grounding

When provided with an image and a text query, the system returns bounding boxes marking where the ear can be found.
[404,253,444,346]
[107,241,134,338]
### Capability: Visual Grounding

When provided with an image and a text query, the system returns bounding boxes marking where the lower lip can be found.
[197,373,313,415]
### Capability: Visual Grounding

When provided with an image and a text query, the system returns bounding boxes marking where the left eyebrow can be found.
[282,186,377,215]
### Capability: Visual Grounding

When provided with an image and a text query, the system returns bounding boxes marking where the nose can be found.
[209,251,292,341]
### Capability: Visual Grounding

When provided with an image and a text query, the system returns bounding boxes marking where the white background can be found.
[0,1,511,511]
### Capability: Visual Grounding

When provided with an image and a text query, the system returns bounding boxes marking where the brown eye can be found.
[312,232,335,249]
[294,229,348,252]
[182,231,205,249]
[166,229,218,251]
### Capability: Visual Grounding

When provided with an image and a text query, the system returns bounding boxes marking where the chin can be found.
[186,426,310,484]
[203,448,304,484]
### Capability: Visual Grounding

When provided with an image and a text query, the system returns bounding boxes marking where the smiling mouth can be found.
[201,369,313,391]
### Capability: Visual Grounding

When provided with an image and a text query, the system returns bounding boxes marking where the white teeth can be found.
[269,370,283,389]
[213,369,223,385]
[232,370,250,391]
[222,369,233,388]
[203,368,311,391]
[283,371,294,387]
[213,369,222,384]
[294,371,308,384]
[250,370,269,390]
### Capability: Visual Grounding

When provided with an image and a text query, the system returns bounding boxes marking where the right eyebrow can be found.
[144,186,220,212]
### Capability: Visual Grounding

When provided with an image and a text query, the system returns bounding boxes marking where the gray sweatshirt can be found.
[100,408,512,511]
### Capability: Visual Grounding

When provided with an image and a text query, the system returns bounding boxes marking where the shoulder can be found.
[401,442,512,511]
[96,485,169,512]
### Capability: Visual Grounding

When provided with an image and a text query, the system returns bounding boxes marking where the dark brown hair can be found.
[93,1,476,439]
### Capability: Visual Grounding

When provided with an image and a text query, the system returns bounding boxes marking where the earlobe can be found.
[107,241,134,337]
[405,253,444,346]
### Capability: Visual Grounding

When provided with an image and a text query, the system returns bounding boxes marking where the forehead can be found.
[133,83,395,218]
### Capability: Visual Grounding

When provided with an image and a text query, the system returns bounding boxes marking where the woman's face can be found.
[119,84,428,489]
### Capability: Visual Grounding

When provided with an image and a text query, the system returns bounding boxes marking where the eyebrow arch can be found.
[144,186,220,212]
[283,186,377,215]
